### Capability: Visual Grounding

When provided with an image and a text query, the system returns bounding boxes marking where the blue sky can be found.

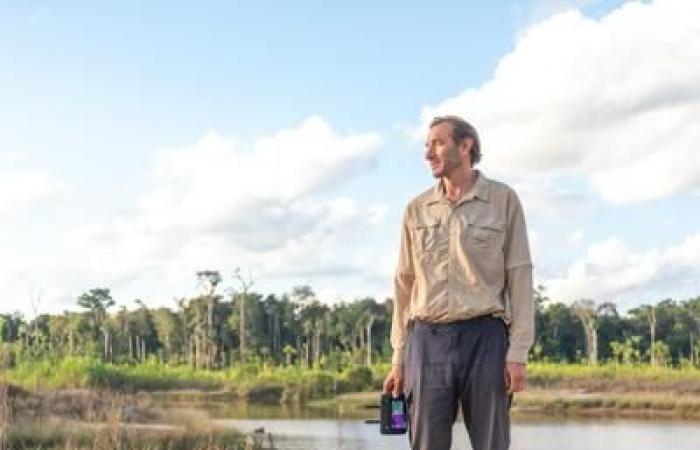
[2,0,699,315]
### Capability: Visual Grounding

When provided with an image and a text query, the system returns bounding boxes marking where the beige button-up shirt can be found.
[391,171,534,365]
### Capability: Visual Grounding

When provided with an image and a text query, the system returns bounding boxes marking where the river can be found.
[215,417,700,450]
[157,399,700,450]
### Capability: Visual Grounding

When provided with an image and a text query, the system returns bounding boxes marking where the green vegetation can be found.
[2,357,379,405]
[1,280,700,374]
[0,278,699,425]
[528,362,700,383]
[4,422,247,450]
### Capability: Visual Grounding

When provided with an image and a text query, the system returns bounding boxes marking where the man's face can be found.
[424,122,470,178]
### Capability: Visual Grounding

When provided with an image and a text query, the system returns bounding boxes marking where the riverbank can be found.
[3,360,700,428]
[0,384,255,449]
[312,389,700,421]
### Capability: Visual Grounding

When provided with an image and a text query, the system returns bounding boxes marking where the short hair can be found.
[429,115,482,166]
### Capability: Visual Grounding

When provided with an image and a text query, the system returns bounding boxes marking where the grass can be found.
[4,418,248,450]
[526,362,700,393]
[0,379,254,450]
[527,362,700,382]
[0,357,379,404]
[3,358,700,406]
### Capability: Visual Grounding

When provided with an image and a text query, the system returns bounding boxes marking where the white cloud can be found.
[519,0,603,27]
[31,116,387,311]
[0,167,63,214]
[419,0,700,204]
[568,228,584,247]
[545,232,700,306]
[513,176,591,219]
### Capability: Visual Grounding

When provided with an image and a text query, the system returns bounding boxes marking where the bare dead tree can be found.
[196,270,222,369]
[232,268,254,364]
[646,305,657,366]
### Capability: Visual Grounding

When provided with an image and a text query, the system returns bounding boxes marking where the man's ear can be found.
[460,137,473,157]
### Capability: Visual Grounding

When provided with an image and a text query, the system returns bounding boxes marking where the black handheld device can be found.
[380,393,407,435]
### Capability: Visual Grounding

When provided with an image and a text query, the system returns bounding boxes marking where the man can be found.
[383,116,534,450]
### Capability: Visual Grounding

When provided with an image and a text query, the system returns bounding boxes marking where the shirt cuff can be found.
[391,345,405,366]
[506,345,530,364]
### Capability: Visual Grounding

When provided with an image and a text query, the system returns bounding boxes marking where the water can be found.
[152,397,700,450]
[215,418,700,450]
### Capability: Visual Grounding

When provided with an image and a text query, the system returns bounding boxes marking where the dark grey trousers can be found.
[404,316,511,450]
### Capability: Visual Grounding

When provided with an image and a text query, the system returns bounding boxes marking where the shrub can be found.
[343,366,373,392]
[304,371,336,399]
[239,381,284,404]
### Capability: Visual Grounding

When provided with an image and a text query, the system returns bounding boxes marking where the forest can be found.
[1,270,699,371]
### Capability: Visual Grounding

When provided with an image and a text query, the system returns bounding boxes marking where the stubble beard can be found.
[432,144,463,178]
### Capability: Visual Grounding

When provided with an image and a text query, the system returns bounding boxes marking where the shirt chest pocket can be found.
[466,219,505,252]
[413,219,444,256]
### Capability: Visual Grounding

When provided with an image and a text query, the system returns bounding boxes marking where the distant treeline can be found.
[1,273,699,369]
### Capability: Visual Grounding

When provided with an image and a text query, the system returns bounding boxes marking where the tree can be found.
[572,300,616,365]
[684,299,700,364]
[152,307,183,363]
[196,270,222,368]
[573,300,598,364]
[610,336,641,364]
[232,268,254,364]
[282,344,296,366]
[77,288,115,361]
[646,305,658,366]
[650,341,670,367]
[0,315,6,344]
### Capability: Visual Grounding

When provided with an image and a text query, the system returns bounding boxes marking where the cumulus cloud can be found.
[568,228,584,247]
[0,166,63,214]
[545,232,700,306]
[59,116,386,306]
[519,0,602,26]
[512,176,591,219]
[419,0,700,204]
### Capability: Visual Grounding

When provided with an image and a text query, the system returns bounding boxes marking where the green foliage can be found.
[342,365,373,392]
[609,336,642,364]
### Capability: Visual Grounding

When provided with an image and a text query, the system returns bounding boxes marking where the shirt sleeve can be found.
[391,207,415,366]
[505,265,534,363]
[504,190,532,269]
[504,189,534,363]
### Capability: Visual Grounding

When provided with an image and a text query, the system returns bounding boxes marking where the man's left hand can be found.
[505,362,527,394]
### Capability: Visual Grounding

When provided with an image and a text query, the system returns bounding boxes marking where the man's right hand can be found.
[382,365,404,397]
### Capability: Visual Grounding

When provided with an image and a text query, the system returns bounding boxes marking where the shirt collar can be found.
[425,170,491,205]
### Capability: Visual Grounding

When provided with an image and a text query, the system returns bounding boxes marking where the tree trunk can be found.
[239,295,247,364]
[314,320,322,366]
[690,331,695,365]
[590,327,598,365]
[141,338,146,362]
[366,315,375,367]
[102,329,108,362]
[648,307,657,366]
